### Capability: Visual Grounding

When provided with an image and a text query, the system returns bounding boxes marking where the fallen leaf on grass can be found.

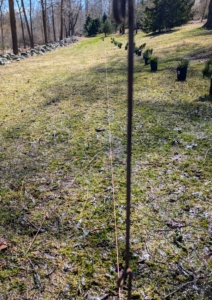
[0,237,7,251]
[31,251,42,257]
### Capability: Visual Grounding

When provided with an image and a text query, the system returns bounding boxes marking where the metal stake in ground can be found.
[113,0,134,298]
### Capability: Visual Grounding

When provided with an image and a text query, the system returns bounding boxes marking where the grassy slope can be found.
[0,23,212,299]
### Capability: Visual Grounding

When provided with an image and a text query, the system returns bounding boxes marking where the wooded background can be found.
[0,0,211,54]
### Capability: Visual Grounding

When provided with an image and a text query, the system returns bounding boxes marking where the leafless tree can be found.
[204,0,212,28]
[29,0,34,47]
[8,0,18,54]
[40,0,48,43]
[85,0,88,15]
[51,0,56,40]
[64,0,82,36]
[1,0,115,49]
[16,0,26,48]
[0,0,5,52]
[199,0,209,21]
[59,0,64,40]
[21,0,34,48]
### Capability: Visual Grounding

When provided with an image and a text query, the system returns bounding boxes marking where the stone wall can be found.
[0,36,78,66]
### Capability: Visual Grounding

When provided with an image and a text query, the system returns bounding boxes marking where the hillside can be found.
[0,22,212,299]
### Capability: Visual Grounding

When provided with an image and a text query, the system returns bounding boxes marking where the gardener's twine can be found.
[104,49,122,299]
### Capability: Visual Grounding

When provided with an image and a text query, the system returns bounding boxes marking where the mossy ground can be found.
[0,23,212,299]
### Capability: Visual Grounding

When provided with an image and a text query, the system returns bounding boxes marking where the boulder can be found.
[3,53,11,60]
[12,55,22,61]
[30,49,36,55]
[72,36,78,43]
[0,59,5,65]
[21,52,29,58]
[45,46,52,52]
[6,52,14,58]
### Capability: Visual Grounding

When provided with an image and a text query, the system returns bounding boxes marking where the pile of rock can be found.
[0,36,79,66]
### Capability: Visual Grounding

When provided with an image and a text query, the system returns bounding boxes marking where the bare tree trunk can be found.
[64,14,68,37]
[85,0,88,16]
[0,17,3,53]
[8,0,19,54]
[0,0,5,53]
[108,0,112,17]
[100,0,103,18]
[41,0,48,43]
[60,0,64,40]
[16,0,26,48]
[29,0,34,48]
[47,13,51,41]
[201,0,209,22]
[51,0,56,41]
[121,21,125,34]
[69,0,81,37]
[203,0,212,28]
[21,0,33,48]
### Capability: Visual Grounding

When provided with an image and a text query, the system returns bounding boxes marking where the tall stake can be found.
[113,0,134,297]
[126,0,134,298]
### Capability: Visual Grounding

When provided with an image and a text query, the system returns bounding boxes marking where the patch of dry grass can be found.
[0,23,212,299]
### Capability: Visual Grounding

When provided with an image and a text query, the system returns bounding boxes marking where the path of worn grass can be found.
[0,23,212,299]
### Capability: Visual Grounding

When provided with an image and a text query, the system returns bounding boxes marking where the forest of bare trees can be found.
[0,0,113,52]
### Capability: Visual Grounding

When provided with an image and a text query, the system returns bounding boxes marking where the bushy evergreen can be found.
[84,16,101,36]
[101,19,113,37]
[102,13,108,23]
[84,14,113,37]
[143,0,195,33]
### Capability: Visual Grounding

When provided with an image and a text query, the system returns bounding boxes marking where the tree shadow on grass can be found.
[1,53,212,298]
[0,53,209,193]
[145,29,179,38]
[184,26,212,38]
[198,94,212,102]
[0,59,129,297]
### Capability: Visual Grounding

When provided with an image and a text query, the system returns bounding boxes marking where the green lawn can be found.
[0,22,212,299]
